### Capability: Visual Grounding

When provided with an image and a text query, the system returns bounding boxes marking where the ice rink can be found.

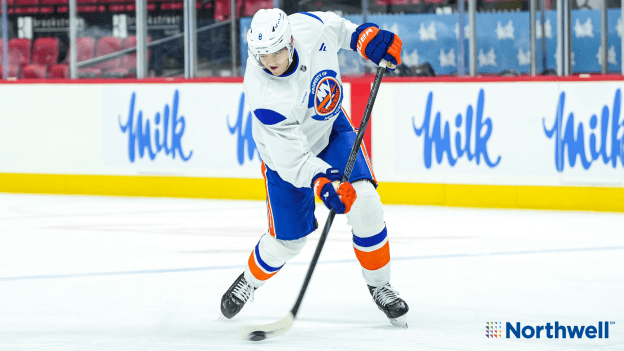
[0,193,622,350]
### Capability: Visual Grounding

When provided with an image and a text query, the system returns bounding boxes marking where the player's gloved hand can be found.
[350,23,402,70]
[312,168,357,214]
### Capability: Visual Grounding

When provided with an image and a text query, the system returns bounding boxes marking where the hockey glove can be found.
[350,23,402,70]
[312,168,357,214]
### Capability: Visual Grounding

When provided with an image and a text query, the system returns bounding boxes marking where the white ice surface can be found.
[0,193,623,350]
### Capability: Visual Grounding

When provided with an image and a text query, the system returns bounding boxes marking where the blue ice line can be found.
[2,246,623,282]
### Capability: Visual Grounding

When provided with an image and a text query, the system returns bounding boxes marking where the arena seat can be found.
[21,63,47,78]
[120,36,151,69]
[8,38,32,67]
[376,0,409,4]
[77,5,98,11]
[49,64,69,79]
[63,37,106,76]
[94,36,122,69]
[0,64,19,78]
[65,37,95,63]
[78,67,102,78]
[32,37,59,69]
[108,4,125,11]
[242,0,271,16]
[160,2,182,10]
[78,37,96,62]
[213,0,271,20]
[214,0,241,21]
[102,67,132,78]
[40,0,68,4]
[14,7,40,14]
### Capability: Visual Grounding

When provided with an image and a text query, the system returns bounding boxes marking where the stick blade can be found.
[238,313,295,341]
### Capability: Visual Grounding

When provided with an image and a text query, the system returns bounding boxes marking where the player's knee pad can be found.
[346,180,385,237]
[259,234,307,265]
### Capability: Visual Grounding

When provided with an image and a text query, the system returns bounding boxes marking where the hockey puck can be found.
[248,331,266,341]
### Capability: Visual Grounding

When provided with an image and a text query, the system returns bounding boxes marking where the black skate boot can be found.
[220,272,256,319]
[368,283,409,328]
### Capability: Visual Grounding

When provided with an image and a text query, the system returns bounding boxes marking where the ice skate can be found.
[220,272,256,320]
[368,283,409,328]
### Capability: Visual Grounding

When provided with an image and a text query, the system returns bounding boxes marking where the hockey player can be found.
[220,8,408,327]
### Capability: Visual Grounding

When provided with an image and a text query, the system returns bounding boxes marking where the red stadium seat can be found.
[66,37,95,63]
[94,36,122,69]
[77,5,97,11]
[108,4,125,11]
[78,67,102,78]
[376,0,409,5]
[103,67,133,78]
[160,2,182,10]
[49,64,69,78]
[40,0,67,4]
[120,36,151,69]
[21,64,47,78]
[64,37,96,79]
[15,0,38,5]
[14,7,39,14]
[214,0,241,21]
[78,37,96,62]
[8,38,31,67]
[32,37,59,68]
[214,0,273,19]
[0,64,19,78]
[242,0,272,16]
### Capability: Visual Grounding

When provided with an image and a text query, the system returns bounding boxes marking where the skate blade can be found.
[389,315,408,329]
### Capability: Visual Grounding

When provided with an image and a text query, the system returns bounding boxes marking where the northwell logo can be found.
[485,322,502,338]
[488,322,614,339]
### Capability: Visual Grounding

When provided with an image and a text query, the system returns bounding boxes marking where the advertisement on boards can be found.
[372,81,624,187]
[102,84,263,178]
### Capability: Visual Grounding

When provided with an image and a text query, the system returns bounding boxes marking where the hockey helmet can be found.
[247,9,295,65]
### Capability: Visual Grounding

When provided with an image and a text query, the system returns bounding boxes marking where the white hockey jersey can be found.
[243,11,358,188]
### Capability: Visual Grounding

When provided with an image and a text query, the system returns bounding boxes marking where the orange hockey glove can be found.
[350,23,402,70]
[312,168,357,214]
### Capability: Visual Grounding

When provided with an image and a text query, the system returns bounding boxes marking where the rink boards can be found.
[0,76,623,212]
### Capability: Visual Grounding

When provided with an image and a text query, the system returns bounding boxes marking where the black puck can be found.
[248,331,266,341]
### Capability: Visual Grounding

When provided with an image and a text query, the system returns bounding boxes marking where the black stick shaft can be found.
[290,67,385,317]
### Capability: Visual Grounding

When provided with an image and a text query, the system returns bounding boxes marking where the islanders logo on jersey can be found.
[309,70,343,121]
